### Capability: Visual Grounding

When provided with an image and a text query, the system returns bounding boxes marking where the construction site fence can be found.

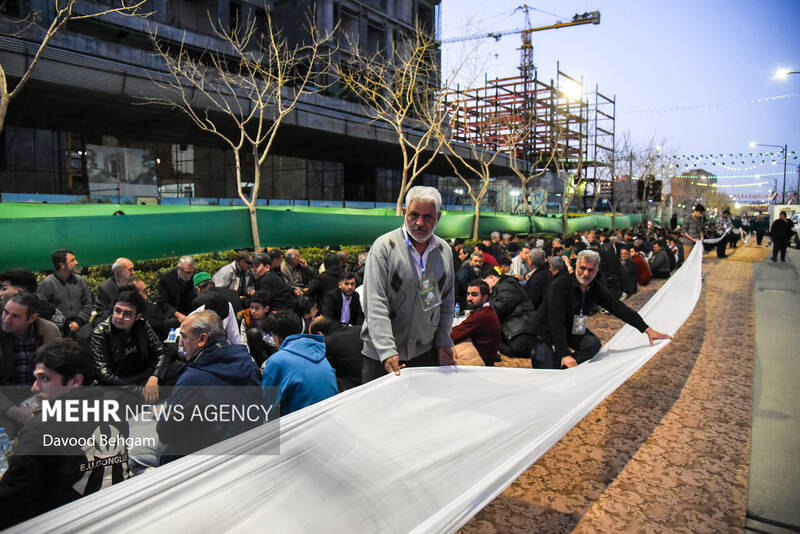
[0,203,656,272]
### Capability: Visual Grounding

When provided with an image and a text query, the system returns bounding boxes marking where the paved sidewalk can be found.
[747,243,800,533]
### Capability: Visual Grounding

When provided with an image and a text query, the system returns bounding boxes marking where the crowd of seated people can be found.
[0,225,690,527]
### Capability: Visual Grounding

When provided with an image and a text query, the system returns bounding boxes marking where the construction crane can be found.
[441,9,600,45]
[442,6,600,77]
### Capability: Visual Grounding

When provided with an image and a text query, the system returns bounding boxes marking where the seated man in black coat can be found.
[90,286,172,403]
[155,255,197,327]
[321,271,363,326]
[253,252,297,312]
[482,271,537,358]
[531,249,671,369]
[648,241,672,279]
[618,248,639,298]
[130,277,170,340]
[524,248,552,309]
[93,257,135,326]
[310,316,362,391]
[455,252,483,310]
[306,253,344,306]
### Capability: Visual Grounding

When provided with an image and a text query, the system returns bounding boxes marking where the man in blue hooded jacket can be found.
[157,310,262,464]
[261,312,337,417]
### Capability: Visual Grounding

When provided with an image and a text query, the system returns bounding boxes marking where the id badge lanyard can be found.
[572,290,587,335]
[406,232,441,311]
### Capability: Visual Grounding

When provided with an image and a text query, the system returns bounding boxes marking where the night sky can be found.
[441,0,800,205]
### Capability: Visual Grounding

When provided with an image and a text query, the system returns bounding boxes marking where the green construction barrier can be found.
[477,213,532,235]
[0,203,653,272]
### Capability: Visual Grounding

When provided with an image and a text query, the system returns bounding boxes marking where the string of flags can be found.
[671,171,784,181]
[623,93,799,115]
[663,151,798,172]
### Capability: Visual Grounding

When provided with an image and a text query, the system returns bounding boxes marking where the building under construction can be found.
[443,64,616,210]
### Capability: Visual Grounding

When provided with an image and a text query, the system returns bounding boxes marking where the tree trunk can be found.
[249,150,262,251]
[472,199,481,240]
[395,177,407,216]
[0,66,10,136]
[249,204,261,251]
[520,180,530,215]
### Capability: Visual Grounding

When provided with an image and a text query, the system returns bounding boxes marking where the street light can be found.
[749,142,789,203]
[774,68,799,79]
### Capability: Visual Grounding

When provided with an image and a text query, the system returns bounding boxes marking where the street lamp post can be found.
[750,142,789,203]
[774,68,799,79]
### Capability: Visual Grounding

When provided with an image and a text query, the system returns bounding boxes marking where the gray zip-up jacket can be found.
[361,228,454,363]
[37,273,93,325]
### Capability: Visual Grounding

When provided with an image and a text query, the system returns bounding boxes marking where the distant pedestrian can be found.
[682,204,705,259]
[769,211,793,262]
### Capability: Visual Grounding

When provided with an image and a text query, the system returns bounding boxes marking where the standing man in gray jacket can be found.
[361,186,456,382]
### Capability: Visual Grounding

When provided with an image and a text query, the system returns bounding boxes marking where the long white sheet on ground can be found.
[13,243,704,534]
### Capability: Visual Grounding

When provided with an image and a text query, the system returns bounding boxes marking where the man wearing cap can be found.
[189,274,243,345]
[682,204,706,260]
[193,272,242,315]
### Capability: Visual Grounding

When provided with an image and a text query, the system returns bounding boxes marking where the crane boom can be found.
[441,11,600,44]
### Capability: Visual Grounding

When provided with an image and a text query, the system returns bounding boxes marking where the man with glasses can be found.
[156,255,197,327]
[90,286,171,403]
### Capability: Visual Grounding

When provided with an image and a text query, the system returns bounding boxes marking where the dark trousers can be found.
[499,333,536,358]
[361,347,440,384]
[245,328,276,368]
[756,230,765,245]
[716,238,728,258]
[772,241,788,261]
[531,329,602,369]
[64,322,92,341]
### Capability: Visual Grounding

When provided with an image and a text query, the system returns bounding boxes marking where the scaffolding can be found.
[443,64,615,209]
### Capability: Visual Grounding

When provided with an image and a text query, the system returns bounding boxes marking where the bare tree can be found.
[507,140,558,217]
[0,0,148,134]
[337,26,454,215]
[148,10,332,250]
[439,104,506,239]
[551,138,588,234]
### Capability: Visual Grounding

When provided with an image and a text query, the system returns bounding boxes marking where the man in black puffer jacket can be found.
[90,286,172,404]
[482,272,537,358]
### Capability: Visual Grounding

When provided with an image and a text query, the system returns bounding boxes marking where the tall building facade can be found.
[1,0,508,205]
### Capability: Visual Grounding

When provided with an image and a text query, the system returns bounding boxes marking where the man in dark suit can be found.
[306,253,344,307]
[252,253,298,312]
[93,257,135,326]
[321,271,363,326]
[155,255,197,327]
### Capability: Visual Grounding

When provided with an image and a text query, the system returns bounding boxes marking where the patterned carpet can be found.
[461,245,758,533]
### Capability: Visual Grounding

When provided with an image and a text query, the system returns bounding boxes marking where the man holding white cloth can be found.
[360,186,455,382]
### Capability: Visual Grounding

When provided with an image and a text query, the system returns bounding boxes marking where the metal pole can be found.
[782,143,787,203]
